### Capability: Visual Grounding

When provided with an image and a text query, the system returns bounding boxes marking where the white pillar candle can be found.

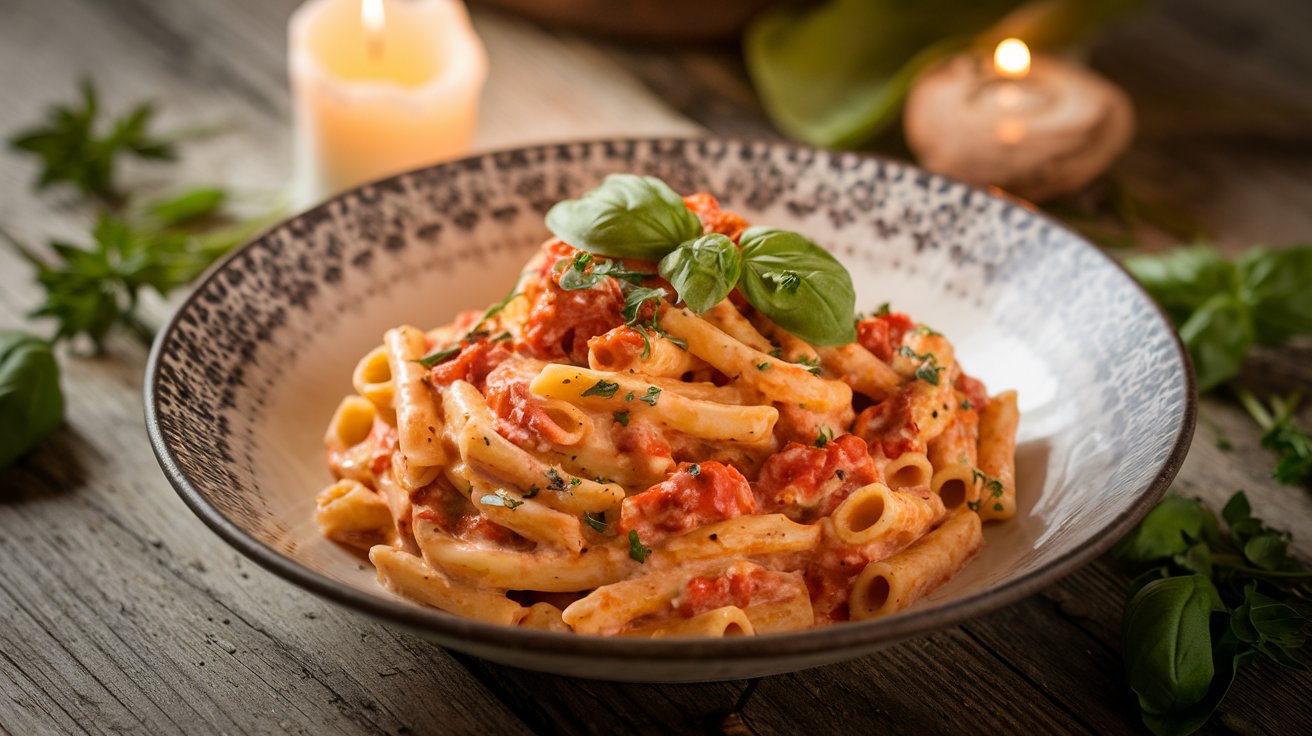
[289,0,488,208]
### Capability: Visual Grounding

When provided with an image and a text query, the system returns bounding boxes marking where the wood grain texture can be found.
[2,0,1310,733]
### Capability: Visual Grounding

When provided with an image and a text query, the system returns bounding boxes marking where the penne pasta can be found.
[977,390,1019,521]
[316,182,1020,637]
[849,510,985,620]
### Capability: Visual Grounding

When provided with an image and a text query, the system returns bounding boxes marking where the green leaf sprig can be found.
[1236,389,1312,487]
[545,174,856,345]
[9,81,179,203]
[1124,245,1312,392]
[5,189,268,350]
[1113,492,1311,735]
[0,331,64,471]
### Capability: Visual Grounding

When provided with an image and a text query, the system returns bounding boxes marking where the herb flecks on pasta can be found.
[316,179,1019,636]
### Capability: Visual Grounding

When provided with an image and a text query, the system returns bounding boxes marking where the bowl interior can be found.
[147,139,1191,680]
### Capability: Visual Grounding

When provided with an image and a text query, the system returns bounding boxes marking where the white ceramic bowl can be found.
[146,138,1194,681]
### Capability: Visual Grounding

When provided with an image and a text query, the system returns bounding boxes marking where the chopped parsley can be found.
[815,426,834,448]
[479,490,523,510]
[583,511,608,533]
[639,386,662,406]
[613,410,630,427]
[545,467,571,491]
[581,379,621,398]
[415,344,461,368]
[624,390,635,402]
[686,463,701,477]
[628,530,651,563]
[757,362,771,371]
[971,469,1005,498]
[769,347,783,359]
[462,287,520,340]
[795,355,822,376]
[874,302,891,316]
[898,346,944,385]
[960,399,973,411]
[558,252,649,291]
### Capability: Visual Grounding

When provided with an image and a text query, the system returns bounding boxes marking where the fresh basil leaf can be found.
[1140,629,1250,736]
[1220,491,1251,530]
[1122,575,1226,718]
[739,227,856,345]
[1124,246,1236,326]
[1237,246,1312,345]
[1239,584,1310,653]
[1112,496,1207,563]
[545,174,701,261]
[1178,292,1253,393]
[658,233,742,314]
[0,331,64,470]
[1243,533,1292,572]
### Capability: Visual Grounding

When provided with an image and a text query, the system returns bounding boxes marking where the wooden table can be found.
[2,0,1309,733]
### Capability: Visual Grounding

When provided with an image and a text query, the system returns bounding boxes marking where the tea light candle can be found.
[903,39,1134,202]
[289,0,488,207]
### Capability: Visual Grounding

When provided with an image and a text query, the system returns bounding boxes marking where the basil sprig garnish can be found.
[658,233,742,314]
[546,175,858,346]
[738,227,857,345]
[545,174,701,261]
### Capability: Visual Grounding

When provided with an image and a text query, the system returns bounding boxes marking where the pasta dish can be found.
[316,174,1018,637]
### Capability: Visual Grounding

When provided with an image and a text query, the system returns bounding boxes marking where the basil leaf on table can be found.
[738,227,856,346]
[1111,495,1212,563]
[0,330,64,469]
[1124,244,1312,392]
[658,233,742,314]
[1124,246,1235,326]
[545,174,701,261]
[1177,293,1253,394]
[1121,574,1227,719]
[1237,246,1312,344]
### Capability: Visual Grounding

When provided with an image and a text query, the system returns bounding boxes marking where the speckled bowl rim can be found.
[144,136,1196,668]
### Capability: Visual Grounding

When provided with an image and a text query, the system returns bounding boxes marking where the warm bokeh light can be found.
[994,38,1031,79]
[362,0,385,34]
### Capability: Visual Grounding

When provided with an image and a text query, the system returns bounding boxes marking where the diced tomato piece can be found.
[677,566,769,617]
[857,313,915,362]
[956,371,989,412]
[853,389,921,459]
[521,246,626,364]
[754,435,877,521]
[587,325,648,369]
[368,421,398,476]
[619,462,756,545]
[427,339,514,389]
[484,362,579,447]
[683,192,751,242]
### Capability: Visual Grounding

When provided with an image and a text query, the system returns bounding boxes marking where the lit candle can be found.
[289,0,488,207]
[903,39,1134,202]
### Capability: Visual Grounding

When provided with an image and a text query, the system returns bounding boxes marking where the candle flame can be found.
[994,38,1031,79]
[362,0,385,33]
[362,0,385,58]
